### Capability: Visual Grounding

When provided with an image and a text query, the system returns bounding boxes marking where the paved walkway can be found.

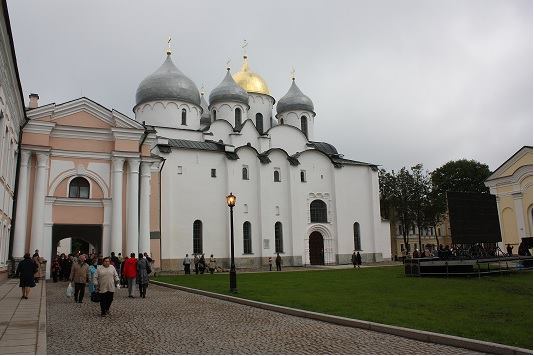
[46,281,477,354]
[0,279,46,355]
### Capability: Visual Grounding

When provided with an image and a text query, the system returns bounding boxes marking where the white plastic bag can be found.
[66,282,74,297]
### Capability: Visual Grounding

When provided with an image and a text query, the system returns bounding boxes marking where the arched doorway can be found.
[309,231,324,265]
[52,224,102,257]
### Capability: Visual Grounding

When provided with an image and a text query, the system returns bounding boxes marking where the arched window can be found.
[193,220,203,254]
[275,222,283,253]
[243,221,252,254]
[68,177,90,199]
[256,113,263,134]
[310,200,327,223]
[212,110,216,121]
[274,169,281,182]
[181,108,187,125]
[354,222,361,251]
[242,166,249,180]
[301,116,308,138]
[235,108,242,128]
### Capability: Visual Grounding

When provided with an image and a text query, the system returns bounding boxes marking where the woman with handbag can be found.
[93,257,120,317]
[16,253,37,299]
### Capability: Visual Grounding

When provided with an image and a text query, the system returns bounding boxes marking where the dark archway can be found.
[52,224,102,257]
[309,231,324,265]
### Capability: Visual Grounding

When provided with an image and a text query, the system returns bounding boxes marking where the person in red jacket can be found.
[123,253,138,298]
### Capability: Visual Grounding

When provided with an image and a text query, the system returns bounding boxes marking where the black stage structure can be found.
[405,192,532,277]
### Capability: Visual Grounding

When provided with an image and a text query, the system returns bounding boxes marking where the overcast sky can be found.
[7,0,533,172]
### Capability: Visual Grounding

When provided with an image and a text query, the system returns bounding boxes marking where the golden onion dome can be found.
[232,56,270,95]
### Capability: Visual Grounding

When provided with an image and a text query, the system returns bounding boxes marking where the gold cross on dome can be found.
[166,36,172,55]
[241,39,248,56]
[291,67,296,81]
[226,58,231,70]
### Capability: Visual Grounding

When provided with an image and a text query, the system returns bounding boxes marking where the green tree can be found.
[431,159,491,216]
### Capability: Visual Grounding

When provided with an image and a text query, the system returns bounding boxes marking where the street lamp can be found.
[226,192,237,293]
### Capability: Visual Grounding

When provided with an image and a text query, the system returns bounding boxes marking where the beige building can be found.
[391,217,452,260]
[0,1,26,281]
[485,146,533,250]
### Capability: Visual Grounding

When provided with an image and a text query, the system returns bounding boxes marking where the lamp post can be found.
[226,192,237,293]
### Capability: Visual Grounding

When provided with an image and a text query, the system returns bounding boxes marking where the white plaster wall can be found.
[248,93,274,133]
[277,110,315,141]
[258,150,292,257]
[135,100,201,130]
[87,162,110,194]
[231,121,260,151]
[227,147,261,258]
[160,150,229,260]
[49,160,75,189]
[207,120,233,144]
[209,102,248,129]
[268,125,308,156]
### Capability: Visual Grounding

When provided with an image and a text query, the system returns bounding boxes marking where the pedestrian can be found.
[88,259,98,296]
[51,256,61,282]
[15,253,37,299]
[70,254,89,303]
[32,253,41,284]
[64,254,73,281]
[137,253,150,298]
[183,254,191,275]
[123,253,138,298]
[93,257,120,317]
[143,252,153,263]
[351,251,357,268]
[193,254,199,274]
[110,252,120,270]
[276,253,282,271]
[356,251,362,269]
[208,254,216,274]
[506,244,514,256]
[268,256,272,271]
[199,254,206,274]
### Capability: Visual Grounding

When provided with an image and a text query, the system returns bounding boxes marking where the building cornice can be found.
[23,120,55,134]
[50,149,111,160]
[50,125,113,141]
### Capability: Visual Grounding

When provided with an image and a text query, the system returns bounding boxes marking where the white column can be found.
[110,158,124,254]
[102,199,112,256]
[126,157,140,255]
[30,152,50,254]
[12,150,31,258]
[139,161,151,255]
[513,192,527,239]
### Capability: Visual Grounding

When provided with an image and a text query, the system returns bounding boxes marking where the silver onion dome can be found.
[209,70,249,106]
[276,79,314,114]
[135,54,201,108]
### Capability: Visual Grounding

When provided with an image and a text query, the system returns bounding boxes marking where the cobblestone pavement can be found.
[47,281,479,355]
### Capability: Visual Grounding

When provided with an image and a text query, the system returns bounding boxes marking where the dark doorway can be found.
[309,231,324,265]
[52,224,102,256]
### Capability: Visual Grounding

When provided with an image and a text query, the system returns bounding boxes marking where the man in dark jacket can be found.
[16,253,37,299]
[275,253,282,271]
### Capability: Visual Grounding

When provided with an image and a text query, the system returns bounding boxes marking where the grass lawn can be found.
[154,266,533,349]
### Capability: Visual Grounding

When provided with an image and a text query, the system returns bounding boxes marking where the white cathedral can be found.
[6,41,391,276]
[134,45,391,269]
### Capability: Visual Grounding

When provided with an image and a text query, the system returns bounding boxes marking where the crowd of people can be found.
[16,249,154,317]
[182,252,286,274]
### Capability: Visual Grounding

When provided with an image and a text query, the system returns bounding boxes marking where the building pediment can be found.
[486,146,533,182]
[26,97,144,130]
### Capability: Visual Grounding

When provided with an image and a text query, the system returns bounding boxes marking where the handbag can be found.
[66,282,74,297]
[146,261,152,275]
[90,292,100,303]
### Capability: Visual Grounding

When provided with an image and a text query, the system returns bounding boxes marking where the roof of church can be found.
[135,54,200,109]
[277,79,314,114]
[209,69,249,106]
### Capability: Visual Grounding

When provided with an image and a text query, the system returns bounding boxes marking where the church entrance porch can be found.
[309,231,325,265]
[52,224,102,259]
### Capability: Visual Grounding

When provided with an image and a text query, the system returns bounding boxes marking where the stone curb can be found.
[36,280,46,355]
[151,280,532,355]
